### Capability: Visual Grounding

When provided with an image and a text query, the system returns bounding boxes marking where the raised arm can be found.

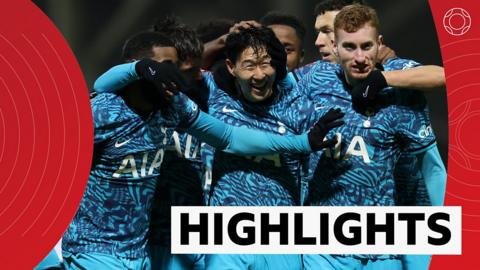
[383,65,446,90]
[351,65,446,103]
[93,61,139,93]
[183,106,344,156]
[94,59,188,94]
[202,20,261,70]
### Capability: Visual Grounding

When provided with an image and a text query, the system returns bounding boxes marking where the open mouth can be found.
[351,65,370,74]
[251,82,267,93]
[320,52,333,62]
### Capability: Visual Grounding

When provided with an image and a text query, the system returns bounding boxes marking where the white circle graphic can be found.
[443,8,471,36]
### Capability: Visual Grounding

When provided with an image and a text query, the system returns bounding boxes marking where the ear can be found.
[378,35,384,46]
[300,49,305,64]
[225,59,236,76]
[333,40,339,57]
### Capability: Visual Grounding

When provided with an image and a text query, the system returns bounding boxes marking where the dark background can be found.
[33,0,448,163]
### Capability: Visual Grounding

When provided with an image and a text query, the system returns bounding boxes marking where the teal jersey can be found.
[203,72,319,207]
[63,93,179,258]
[300,59,436,260]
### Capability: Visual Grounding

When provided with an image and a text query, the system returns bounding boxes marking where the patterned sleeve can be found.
[293,62,318,99]
[288,92,324,133]
[171,92,201,128]
[289,63,337,132]
[291,61,319,82]
[383,57,421,71]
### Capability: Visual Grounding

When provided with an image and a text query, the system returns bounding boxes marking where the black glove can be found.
[135,59,188,95]
[266,35,288,82]
[308,108,345,151]
[351,69,387,102]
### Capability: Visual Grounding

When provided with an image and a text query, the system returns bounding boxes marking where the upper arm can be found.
[383,58,445,90]
[93,61,140,93]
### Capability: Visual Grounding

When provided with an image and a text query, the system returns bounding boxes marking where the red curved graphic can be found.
[430,0,480,269]
[0,1,93,268]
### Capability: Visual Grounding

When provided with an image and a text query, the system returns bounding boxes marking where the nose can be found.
[315,33,326,48]
[354,49,366,63]
[252,66,266,80]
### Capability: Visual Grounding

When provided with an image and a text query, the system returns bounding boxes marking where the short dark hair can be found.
[260,11,306,43]
[153,15,204,62]
[334,4,379,35]
[314,0,364,16]
[196,19,234,43]
[121,31,173,62]
[224,26,276,63]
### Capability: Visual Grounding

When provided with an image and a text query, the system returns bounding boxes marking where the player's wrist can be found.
[135,59,158,78]
[370,69,388,89]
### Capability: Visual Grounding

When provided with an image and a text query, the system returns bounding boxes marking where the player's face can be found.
[314,11,339,63]
[269,24,304,71]
[151,46,178,63]
[335,24,380,85]
[226,46,276,103]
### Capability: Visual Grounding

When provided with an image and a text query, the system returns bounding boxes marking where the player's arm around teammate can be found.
[93,56,345,156]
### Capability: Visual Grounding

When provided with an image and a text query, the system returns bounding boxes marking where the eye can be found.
[242,63,255,70]
[319,28,332,34]
[363,44,372,50]
[285,47,294,53]
[260,62,271,69]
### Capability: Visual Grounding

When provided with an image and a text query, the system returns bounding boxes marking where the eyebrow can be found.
[317,25,333,32]
[341,41,374,47]
[341,41,356,46]
[241,59,257,65]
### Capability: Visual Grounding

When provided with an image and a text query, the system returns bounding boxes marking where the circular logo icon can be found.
[443,8,471,36]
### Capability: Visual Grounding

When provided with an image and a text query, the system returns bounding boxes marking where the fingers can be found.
[320,138,338,149]
[229,20,261,33]
[165,90,175,98]
[323,108,345,121]
[158,81,180,95]
[168,81,180,94]
[325,108,342,115]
